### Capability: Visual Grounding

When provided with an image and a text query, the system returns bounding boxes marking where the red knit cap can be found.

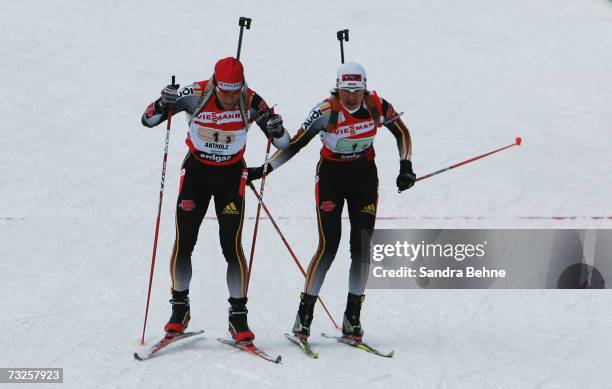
[214,57,244,91]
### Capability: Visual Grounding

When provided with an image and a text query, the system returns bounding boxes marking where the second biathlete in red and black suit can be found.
[141,57,290,342]
[248,62,416,341]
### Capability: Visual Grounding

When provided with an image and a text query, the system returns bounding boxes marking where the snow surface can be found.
[1,0,612,388]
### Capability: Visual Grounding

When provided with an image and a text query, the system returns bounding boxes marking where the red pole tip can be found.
[515,136,522,145]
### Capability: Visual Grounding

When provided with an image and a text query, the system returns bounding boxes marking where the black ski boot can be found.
[164,289,190,334]
[342,293,365,340]
[292,293,317,340]
[228,297,255,343]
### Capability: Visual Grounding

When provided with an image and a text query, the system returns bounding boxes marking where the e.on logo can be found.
[179,200,196,211]
[320,200,336,212]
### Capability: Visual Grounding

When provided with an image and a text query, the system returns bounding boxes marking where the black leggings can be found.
[304,158,378,296]
[170,153,248,298]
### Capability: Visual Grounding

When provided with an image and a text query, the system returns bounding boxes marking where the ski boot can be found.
[228,297,255,343]
[342,293,365,341]
[164,289,190,334]
[292,293,317,341]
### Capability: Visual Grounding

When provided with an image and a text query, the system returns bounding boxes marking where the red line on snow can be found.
[203,216,612,221]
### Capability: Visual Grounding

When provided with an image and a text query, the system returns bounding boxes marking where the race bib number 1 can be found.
[197,126,235,144]
[335,138,374,152]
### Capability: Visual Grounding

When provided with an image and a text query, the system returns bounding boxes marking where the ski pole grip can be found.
[239,17,252,29]
[171,75,175,87]
[337,29,349,63]
[337,29,349,42]
[237,17,252,59]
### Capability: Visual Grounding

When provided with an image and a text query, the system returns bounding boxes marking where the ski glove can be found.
[160,84,180,107]
[246,165,273,185]
[266,114,285,138]
[247,165,272,185]
[397,160,416,192]
[246,166,263,185]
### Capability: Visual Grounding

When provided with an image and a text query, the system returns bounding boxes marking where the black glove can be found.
[265,114,284,138]
[397,160,416,192]
[247,165,271,185]
[160,84,180,108]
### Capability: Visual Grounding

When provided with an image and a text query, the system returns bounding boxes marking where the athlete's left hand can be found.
[397,160,416,192]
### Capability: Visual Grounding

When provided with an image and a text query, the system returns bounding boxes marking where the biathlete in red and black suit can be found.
[248,62,416,341]
[141,57,290,342]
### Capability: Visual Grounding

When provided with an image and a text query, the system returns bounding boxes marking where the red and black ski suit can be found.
[142,80,289,298]
[265,91,413,296]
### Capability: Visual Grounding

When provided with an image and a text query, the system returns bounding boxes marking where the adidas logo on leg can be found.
[360,204,376,216]
[221,202,240,215]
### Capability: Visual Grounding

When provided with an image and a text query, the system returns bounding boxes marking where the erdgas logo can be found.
[338,152,364,159]
[199,153,233,163]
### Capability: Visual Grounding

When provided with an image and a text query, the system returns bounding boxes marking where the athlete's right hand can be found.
[160,84,180,107]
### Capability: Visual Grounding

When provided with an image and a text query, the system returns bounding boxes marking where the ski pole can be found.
[337,29,349,64]
[383,111,404,125]
[248,183,341,330]
[140,76,177,344]
[244,104,276,292]
[236,17,252,60]
[414,137,522,185]
[245,135,273,294]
